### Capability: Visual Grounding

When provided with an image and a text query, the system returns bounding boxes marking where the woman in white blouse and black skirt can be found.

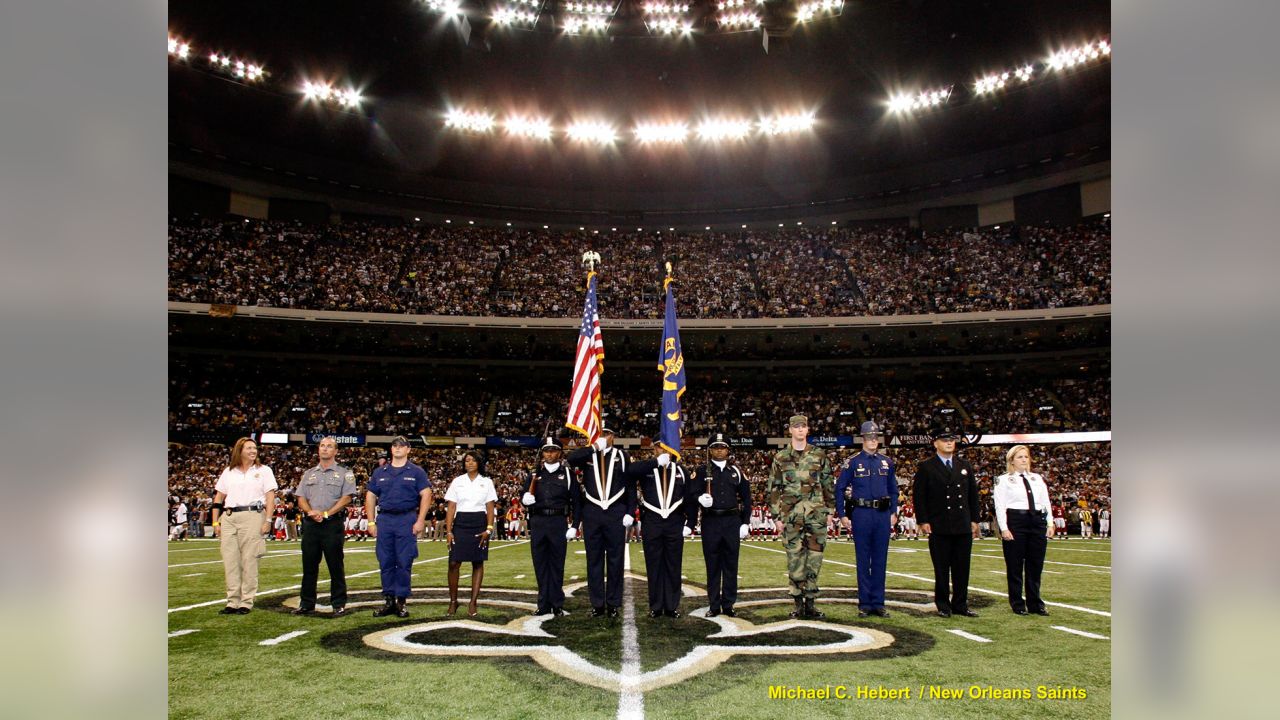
[445,451,498,616]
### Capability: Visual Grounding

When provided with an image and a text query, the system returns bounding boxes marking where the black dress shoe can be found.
[331,607,347,617]
[532,608,551,616]
[1033,608,1050,616]
[707,608,720,617]
[218,606,239,615]
[721,608,736,618]
[647,610,660,618]
[552,607,565,617]
[664,609,682,618]
[1013,608,1029,615]
[607,606,619,618]
[957,609,979,617]
[937,610,952,618]
[236,607,251,614]
[291,606,314,616]
[858,609,871,618]
[872,608,890,617]
[590,607,606,617]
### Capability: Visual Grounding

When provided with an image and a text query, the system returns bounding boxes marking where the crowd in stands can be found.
[168,218,1110,318]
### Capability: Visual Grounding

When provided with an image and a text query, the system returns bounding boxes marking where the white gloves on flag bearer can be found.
[622,515,634,528]
[565,526,578,540]
[739,524,749,540]
[698,493,713,508]
[682,526,693,538]
[594,437,609,452]
[522,492,536,506]
[657,453,671,467]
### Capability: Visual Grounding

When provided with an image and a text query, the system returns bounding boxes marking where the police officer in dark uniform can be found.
[293,436,357,616]
[689,432,753,618]
[567,428,637,618]
[521,436,583,616]
[364,436,433,618]
[913,423,981,618]
[835,421,898,618]
[627,448,687,618]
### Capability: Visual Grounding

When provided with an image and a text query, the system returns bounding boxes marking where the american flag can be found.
[566,272,605,443]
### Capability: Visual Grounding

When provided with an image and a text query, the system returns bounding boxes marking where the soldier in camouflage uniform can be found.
[768,414,835,619]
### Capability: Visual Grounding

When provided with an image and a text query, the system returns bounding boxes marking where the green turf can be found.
[169,536,1111,719]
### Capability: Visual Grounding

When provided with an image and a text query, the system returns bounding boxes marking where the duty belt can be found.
[705,507,740,517]
[530,507,568,516]
[852,497,893,511]
[225,504,264,514]
[377,508,415,515]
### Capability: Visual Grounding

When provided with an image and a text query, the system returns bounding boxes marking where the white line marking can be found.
[514,574,526,579]
[180,573,206,578]
[969,552,1110,571]
[460,574,471,580]
[169,551,301,569]
[740,542,1111,617]
[836,572,852,577]
[570,575,580,580]
[168,629,199,638]
[988,570,1007,575]
[617,544,643,720]
[1051,625,1110,640]
[947,629,992,643]
[259,630,308,646]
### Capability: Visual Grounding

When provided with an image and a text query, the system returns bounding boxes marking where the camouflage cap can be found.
[788,415,809,427]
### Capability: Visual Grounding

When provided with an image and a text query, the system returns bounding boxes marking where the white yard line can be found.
[179,573,206,578]
[514,574,526,579]
[1051,625,1110,640]
[168,629,199,638]
[946,629,992,643]
[169,551,301,569]
[617,543,644,720]
[970,552,1110,571]
[741,543,1112,618]
[259,630,308,646]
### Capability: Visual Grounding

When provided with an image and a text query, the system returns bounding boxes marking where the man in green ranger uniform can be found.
[768,414,835,619]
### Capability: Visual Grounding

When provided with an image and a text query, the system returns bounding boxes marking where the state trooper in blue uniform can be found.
[520,436,582,617]
[364,436,433,618]
[835,421,898,617]
[627,448,689,618]
[689,433,753,618]
[567,428,636,618]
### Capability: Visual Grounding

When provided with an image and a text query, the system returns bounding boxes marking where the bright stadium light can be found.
[422,0,463,13]
[974,71,1010,95]
[168,36,191,60]
[759,111,815,135]
[567,120,616,144]
[503,114,553,140]
[445,108,497,132]
[886,86,953,115]
[696,117,753,141]
[633,121,688,144]
[1047,39,1111,71]
[797,0,843,23]
[493,5,540,26]
[1014,64,1035,82]
[718,10,761,30]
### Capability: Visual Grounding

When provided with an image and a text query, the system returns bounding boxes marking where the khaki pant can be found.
[220,510,267,608]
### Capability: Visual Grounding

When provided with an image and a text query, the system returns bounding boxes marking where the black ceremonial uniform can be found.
[522,462,581,615]
[568,445,637,613]
[689,460,753,615]
[629,457,691,616]
[913,454,980,615]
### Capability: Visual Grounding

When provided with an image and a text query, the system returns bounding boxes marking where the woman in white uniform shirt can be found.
[444,451,498,617]
[210,438,278,614]
[993,445,1053,616]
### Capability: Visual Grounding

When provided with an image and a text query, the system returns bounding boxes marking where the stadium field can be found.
[168,536,1110,719]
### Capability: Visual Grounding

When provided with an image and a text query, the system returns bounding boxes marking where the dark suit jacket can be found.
[913,455,980,534]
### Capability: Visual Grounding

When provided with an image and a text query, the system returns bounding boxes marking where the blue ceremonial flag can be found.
[656,273,686,460]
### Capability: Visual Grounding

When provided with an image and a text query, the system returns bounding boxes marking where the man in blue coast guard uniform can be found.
[567,427,637,618]
[835,421,898,618]
[364,436,433,618]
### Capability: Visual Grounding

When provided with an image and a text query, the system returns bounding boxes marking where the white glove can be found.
[698,493,713,508]
[739,524,749,540]
[682,525,693,538]
[622,515,634,528]
[565,526,578,540]
[656,453,671,467]
[522,492,536,506]
[594,437,609,452]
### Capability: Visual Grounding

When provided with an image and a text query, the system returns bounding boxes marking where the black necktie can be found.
[1020,473,1036,512]
[944,459,952,471]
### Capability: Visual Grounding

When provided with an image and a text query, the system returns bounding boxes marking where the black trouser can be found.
[701,514,741,611]
[641,510,685,613]
[927,532,973,613]
[1002,511,1048,612]
[300,514,347,608]
[529,514,568,612]
[582,504,626,608]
